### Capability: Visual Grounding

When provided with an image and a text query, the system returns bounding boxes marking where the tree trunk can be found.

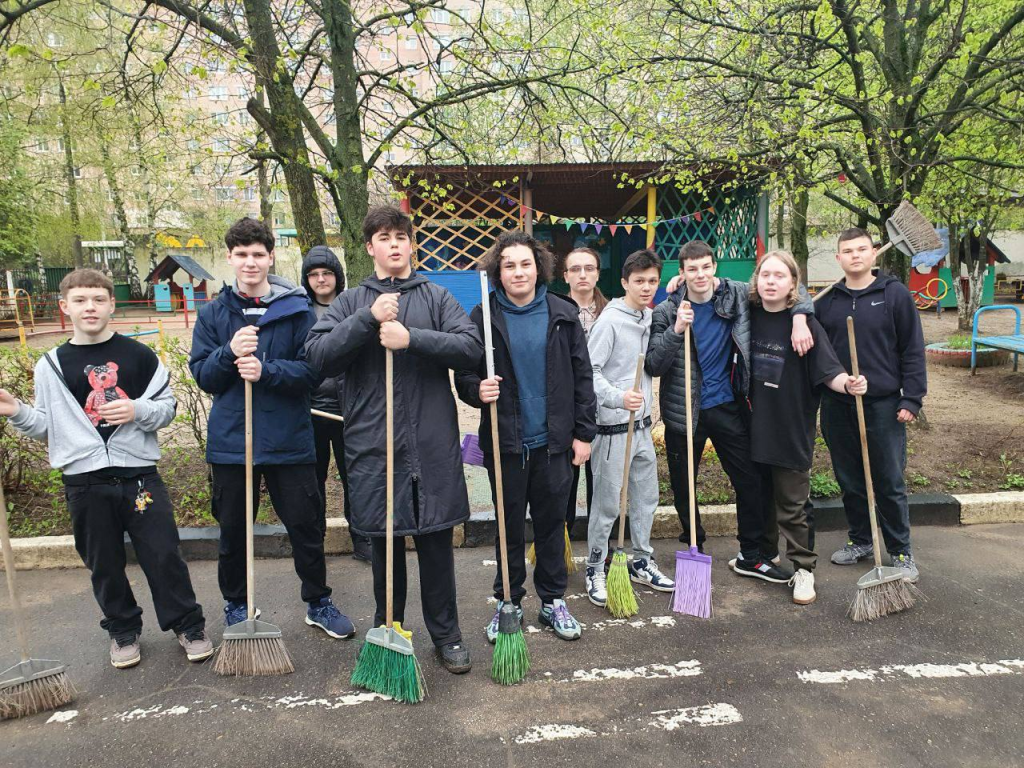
[949,223,971,332]
[965,229,988,333]
[99,138,144,299]
[791,188,809,283]
[243,0,325,255]
[774,195,785,250]
[58,78,83,268]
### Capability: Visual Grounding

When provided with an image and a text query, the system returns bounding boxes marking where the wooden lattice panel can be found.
[412,180,522,271]
[655,185,759,262]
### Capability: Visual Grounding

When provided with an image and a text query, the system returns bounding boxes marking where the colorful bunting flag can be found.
[609,225,618,236]
[594,223,603,234]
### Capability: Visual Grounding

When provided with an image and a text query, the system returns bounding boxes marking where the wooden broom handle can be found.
[245,379,255,620]
[847,317,884,568]
[617,355,645,549]
[0,472,31,662]
[479,272,512,601]
[386,348,394,627]
[684,325,697,549]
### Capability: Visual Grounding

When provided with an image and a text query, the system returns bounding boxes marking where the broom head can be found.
[350,622,426,704]
[0,659,74,720]
[213,618,294,676]
[885,201,942,257]
[849,566,921,622]
[563,524,577,575]
[671,547,713,619]
[526,541,536,566]
[491,603,530,685]
[605,549,638,618]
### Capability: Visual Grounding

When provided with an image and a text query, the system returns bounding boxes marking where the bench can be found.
[972,304,1022,374]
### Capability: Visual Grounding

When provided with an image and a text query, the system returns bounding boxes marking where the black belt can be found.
[596,415,652,435]
[63,467,157,486]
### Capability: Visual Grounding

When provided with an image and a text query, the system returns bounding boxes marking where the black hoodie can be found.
[814,271,926,415]
[301,246,347,414]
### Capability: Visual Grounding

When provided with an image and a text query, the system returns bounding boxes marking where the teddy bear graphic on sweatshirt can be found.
[83,362,128,427]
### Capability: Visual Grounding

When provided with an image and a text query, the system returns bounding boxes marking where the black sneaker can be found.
[351,534,372,564]
[732,557,793,584]
[677,533,705,553]
[437,641,472,674]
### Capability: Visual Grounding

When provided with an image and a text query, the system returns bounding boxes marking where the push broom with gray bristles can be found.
[350,348,426,702]
[605,355,646,619]
[0,473,75,719]
[846,318,922,622]
[213,380,294,676]
[477,271,530,685]
[672,324,712,618]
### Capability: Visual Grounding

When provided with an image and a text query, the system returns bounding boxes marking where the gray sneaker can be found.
[177,628,215,662]
[485,601,523,644]
[831,541,873,565]
[538,599,581,641]
[110,633,141,669]
[890,552,920,583]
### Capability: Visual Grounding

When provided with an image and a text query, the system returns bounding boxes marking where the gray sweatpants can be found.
[587,427,659,565]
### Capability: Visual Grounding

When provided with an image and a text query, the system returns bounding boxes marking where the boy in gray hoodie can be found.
[586,250,675,607]
[0,269,211,669]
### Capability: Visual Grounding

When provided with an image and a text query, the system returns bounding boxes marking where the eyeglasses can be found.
[567,265,598,274]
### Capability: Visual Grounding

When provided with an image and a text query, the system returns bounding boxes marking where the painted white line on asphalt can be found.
[46,710,78,724]
[566,660,702,683]
[649,703,743,731]
[514,724,598,744]
[798,658,1024,684]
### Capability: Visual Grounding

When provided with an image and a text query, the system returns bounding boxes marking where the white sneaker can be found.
[790,569,816,605]
[585,566,607,607]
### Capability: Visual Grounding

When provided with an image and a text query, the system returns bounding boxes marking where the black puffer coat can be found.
[646,277,812,435]
[304,272,483,537]
[301,247,346,415]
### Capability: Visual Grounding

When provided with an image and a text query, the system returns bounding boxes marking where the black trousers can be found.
[312,414,351,533]
[211,463,330,605]
[66,471,204,639]
[371,528,461,647]
[486,447,572,604]
[665,400,765,560]
[565,458,593,533]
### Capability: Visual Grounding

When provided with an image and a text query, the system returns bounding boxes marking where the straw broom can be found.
[605,355,645,619]
[846,318,922,621]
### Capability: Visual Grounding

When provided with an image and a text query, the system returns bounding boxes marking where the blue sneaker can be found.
[538,599,581,641]
[224,601,260,627]
[486,600,523,644]
[305,597,355,639]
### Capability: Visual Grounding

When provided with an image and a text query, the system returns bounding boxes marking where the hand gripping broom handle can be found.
[479,272,512,602]
[386,348,395,627]
[684,326,698,550]
[0,471,31,662]
[617,355,645,550]
[245,379,256,621]
[847,317,884,569]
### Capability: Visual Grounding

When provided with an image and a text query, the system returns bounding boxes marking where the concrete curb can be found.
[4,492,1020,570]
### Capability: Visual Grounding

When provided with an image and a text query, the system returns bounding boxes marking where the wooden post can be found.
[646,186,657,248]
[524,186,534,236]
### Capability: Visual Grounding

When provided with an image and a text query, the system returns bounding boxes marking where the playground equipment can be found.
[971,305,1022,375]
[909,277,949,311]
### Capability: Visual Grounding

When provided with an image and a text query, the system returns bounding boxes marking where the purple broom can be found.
[672,322,712,618]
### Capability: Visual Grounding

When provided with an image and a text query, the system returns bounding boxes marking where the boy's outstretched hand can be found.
[0,389,18,417]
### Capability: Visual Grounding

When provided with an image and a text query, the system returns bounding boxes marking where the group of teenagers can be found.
[0,204,926,674]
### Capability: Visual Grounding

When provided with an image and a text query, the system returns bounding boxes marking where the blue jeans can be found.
[820,394,911,555]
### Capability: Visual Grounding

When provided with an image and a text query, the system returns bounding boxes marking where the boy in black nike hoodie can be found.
[814,227,926,582]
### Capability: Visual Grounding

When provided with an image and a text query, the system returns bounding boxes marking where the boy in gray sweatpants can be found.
[586,249,675,607]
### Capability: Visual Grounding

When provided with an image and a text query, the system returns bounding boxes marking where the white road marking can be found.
[649,703,743,730]
[483,556,588,567]
[798,658,1024,684]
[112,705,190,722]
[46,709,78,724]
[106,690,389,722]
[583,615,676,632]
[514,724,598,744]
[554,660,702,684]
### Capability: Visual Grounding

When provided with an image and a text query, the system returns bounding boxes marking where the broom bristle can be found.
[213,637,294,676]
[849,578,922,622]
[605,551,638,618]
[890,201,942,253]
[671,555,713,618]
[526,542,537,566]
[0,670,75,720]
[492,629,530,685]
[350,641,426,704]
[563,525,577,575]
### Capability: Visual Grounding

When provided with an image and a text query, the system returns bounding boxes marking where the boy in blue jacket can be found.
[190,217,352,638]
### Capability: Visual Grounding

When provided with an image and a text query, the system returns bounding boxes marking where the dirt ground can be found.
[4,303,1024,536]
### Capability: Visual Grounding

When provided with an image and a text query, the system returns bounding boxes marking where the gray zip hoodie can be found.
[9,348,176,474]
[588,298,654,426]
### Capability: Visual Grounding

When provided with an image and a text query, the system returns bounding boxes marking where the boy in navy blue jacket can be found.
[814,227,926,582]
[190,217,353,638]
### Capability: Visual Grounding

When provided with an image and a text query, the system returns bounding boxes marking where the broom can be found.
[671,325,713,618]
[605,355,645,619]
[526,526,576,575]
[213,379,294,676]
[0,474,75,719]
[846,317,922,622]
[350,348,426,702]
[479,271,530,685]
